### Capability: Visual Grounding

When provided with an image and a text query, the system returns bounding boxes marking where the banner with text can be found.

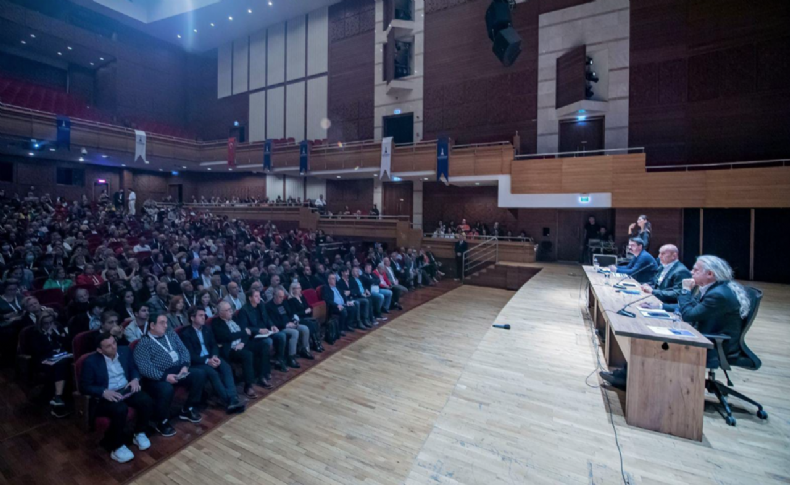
[299,140,309,174]
[56,115,70,150]
[228,137,237,169]
[380,137,393,181]
[263,139,272,171]
[134,130,146,163]
[437,137,449,184]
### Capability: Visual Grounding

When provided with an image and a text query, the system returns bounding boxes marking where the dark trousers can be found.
[269,331,287,363]
[455,256,463,279]
[227,338,271,386]
[142,367,207,422]
[95,391,154,451]
[389,286,402,305]
[192,362,236,405]
[353,297,372,323]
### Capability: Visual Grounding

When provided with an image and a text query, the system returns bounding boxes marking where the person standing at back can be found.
[454,232,468,281]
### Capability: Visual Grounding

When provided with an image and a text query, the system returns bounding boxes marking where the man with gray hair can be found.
[265,288,312,366]
[602,254,750,390]
[264,274,286,302]
[640,244,691,305]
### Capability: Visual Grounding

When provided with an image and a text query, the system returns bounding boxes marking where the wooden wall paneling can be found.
[614,208,683,257]
[325,179,374,213]
[704,167,790,208]
[448,149,475,177]
[510,158,563,194]
[560,155,613,193]
[555,45,587,109]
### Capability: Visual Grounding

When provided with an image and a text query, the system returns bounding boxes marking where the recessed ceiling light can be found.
[28,152,34,156]
[177,34,182,38]
[121,164,126,167]
[336,175,341,178]
[78,157,85,162]
[30,34,36,38]
[99,57,105,61]
[101,154,108,158]
[248,8,252,13]
[193,29,197,33]
[144,160,150,164]
[207,167,212,170]
[210,23,215,27]
[57,52,62,56]
[228,16,233,20]
[49,148,55,152]
[159,168,163,171]
[475,182,480,185]
[424,177,429,181]
[182,165,187,169]
[90,62,94,66]
[20,40,26,45]
[67,46,72,50]
[268,1,273,5]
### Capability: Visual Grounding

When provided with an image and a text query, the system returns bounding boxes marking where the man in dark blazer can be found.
[79,332,154,463]
[640,244,691,304]
[337,267,369,328]
[179,307,245,414]
[602,255,748,389]
[322,273,359,336]
[609,238,658,284]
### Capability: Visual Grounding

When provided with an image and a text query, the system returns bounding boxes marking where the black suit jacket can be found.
[677,281,743,356]
[337,278,355,299]
[80,346,140,397]
[235,303,269,333]
[179,325,220,366]
[650,262,692,304]
[322,284,348,308]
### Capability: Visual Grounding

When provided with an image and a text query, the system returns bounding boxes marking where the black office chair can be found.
[703,286,768,426]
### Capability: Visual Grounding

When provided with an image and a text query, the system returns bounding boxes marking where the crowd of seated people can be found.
[430,218,531,241]
[0,189,445,464]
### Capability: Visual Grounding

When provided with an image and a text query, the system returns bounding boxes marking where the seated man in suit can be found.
[146,282,170,322]
[132,315,207,437]
[322,273,359,339]
[608,238,657,284]
[601,255,749,390]
[640,244,691,304]
[207,275,228,305]
[337,268,369,329]
[353,266,385,323]
[228,293,277,385]
[223,281,246,311]
[180,306,245,414]
[265,288,312,365]
[80,332,154,463]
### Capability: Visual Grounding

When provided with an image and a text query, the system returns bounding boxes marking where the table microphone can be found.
[493,324,511,330]
[614,294,652,318]
[612,263,653,289]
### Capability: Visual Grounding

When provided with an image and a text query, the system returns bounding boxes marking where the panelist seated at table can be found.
[639,244,691,304]
[601,255,750,390]
[608,238,657,284]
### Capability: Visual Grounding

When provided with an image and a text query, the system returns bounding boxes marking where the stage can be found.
[132,264,790,484]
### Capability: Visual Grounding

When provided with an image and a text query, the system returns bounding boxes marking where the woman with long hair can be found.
[165,295,187,330]
[198,289,216,318]
[628,214,652,252]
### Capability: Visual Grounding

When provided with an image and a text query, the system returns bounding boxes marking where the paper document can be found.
[647,326,695,337]
[254,332,272,339]
[640,309,672,319]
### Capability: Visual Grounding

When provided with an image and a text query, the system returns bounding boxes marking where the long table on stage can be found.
[583,266,713,441]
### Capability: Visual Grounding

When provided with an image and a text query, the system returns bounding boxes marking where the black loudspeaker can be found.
[485,1,512,41]
[492,27,522,67]
[543,227,550,237]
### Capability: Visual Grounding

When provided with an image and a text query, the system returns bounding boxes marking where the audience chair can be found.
[72,330,99,360]
[703,287,768,426]
[303,289,326,324]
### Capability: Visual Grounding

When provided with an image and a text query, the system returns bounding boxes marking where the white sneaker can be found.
[133,432,151,451]
[111,445,135,463]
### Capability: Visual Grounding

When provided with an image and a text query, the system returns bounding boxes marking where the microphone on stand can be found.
[612,262,654,289]
[613,294,653,318]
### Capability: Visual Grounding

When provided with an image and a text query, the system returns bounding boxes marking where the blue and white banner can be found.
[134,130,147,163]
[56,115,70,150]
[380,137,393,181]
[436,137,449,184]
[299,140,309,174]
[263,139,273,171]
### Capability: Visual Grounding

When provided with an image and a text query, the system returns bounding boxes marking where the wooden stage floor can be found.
[4,264,790,484]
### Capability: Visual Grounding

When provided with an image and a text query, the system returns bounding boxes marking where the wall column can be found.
[412,179,423,229]
[373,178,383,215]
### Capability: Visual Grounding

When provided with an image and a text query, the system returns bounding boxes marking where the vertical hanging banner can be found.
[263,139,273,171]
[134,130,147,163]
[380,136,393,181]
[56,115,71,150]
[299,140,310,174]
[228,137,237,169]
[436,136,450,185]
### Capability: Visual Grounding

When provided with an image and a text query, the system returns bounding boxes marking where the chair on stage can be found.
[703,286,768,426]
